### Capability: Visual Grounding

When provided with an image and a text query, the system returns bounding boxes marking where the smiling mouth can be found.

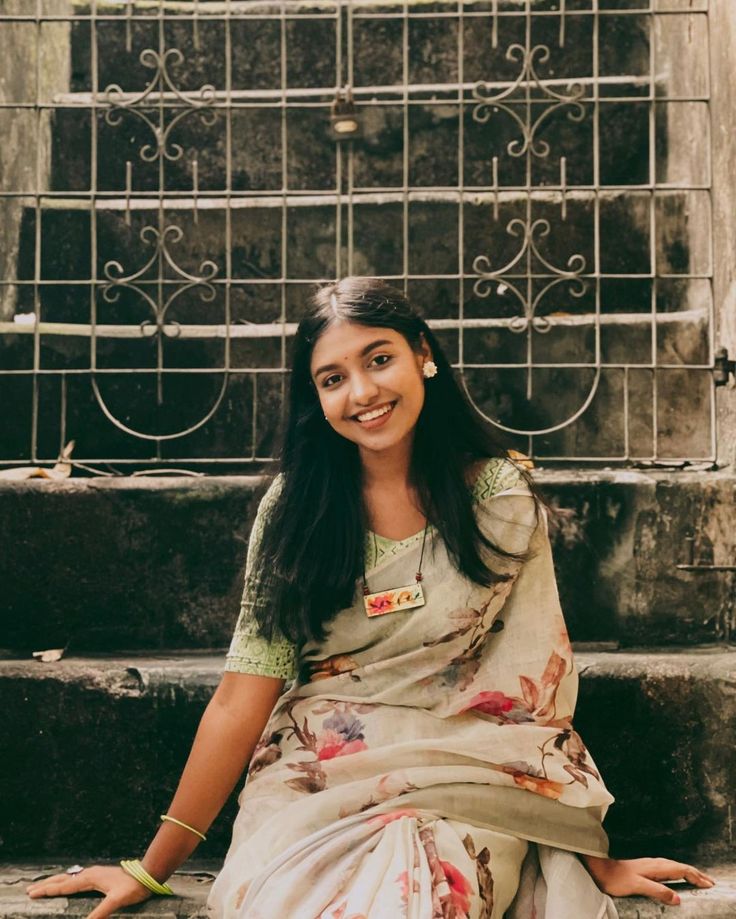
[352,401,397,423]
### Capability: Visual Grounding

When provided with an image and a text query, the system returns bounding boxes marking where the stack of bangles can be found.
[119,814,207,896]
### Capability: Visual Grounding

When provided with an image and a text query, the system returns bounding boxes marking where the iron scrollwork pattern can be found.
[468,11,598,438]
[96,36,226,442]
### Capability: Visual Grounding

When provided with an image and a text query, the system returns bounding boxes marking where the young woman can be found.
[27,278,714,917]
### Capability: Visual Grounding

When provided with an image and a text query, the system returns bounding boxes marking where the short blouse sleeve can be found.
[224,475,298,681]
[472,455,528,502]
[472,455,541,561]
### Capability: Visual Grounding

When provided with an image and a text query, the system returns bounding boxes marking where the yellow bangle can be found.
[160,813,207,842]
[119,860,174,896]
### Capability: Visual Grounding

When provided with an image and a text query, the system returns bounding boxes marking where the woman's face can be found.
[309,321,432,455]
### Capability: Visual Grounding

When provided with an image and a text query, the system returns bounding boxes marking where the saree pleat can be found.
[207,469,619,918]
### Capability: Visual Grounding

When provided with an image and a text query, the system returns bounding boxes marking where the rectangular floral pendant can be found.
[363,582,426,617]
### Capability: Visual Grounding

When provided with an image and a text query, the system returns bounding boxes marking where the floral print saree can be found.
[207,459,618,918]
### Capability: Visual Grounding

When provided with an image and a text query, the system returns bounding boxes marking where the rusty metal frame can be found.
[0,0,715,469]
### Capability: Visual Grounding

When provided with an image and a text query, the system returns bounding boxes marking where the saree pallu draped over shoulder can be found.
[207,463,619,919]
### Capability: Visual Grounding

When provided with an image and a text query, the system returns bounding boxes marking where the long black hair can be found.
[251,277,543,646]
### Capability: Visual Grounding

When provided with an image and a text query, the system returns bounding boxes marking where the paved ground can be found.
[2,861,736,918]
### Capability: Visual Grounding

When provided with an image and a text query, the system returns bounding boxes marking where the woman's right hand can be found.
[26,865,155,919]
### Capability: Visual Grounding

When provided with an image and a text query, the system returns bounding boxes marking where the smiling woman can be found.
[250,277,540,649]
[26,278,715,919]
[310,324,429,451]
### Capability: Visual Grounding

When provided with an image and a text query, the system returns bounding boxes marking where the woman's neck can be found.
[358,434,414,490]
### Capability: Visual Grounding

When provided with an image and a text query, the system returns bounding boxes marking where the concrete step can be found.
[0,472,733,652]
[2,860,736,918]
[1,649,734,860]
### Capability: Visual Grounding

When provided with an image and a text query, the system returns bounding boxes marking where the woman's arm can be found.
[140,670,285,881]
[27,670,285,917]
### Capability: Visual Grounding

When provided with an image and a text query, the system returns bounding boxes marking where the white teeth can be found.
[357,403,393,422]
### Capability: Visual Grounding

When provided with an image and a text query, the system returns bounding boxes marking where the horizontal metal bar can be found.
[11,187,710,212]
[48,74,655,108]
[0,363,717,376]
[0,308,709,340]
[0,273,714,286]
[0,182,714,201]
[0,94,712,111]
[0,5,709,23]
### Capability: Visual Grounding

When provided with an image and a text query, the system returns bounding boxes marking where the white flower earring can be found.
[422,360,438,379]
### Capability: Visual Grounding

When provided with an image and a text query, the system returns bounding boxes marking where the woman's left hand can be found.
[581,855,716,906]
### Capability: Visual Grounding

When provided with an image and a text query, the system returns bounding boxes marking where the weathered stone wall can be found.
[0,0,71,320]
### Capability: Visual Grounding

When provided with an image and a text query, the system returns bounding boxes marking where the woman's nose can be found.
[350,372,380,403]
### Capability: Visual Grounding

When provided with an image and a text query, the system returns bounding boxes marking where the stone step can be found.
[0,472,732,652]
[2,860,736,918]
[1,649,734,860]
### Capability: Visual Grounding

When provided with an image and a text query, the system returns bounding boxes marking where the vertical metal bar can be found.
[491,156,499,222]
[155,0,165,469]
[193,0,200,52]
[649,5,658,459]
[560,156,567,221]
[279,0,288,414]
[336,145,343,278]
[592,0,603,455]
[347,3,354,114]
[335,0,343,279]
[90,0,99,387]
[559,0,566,48]
[623,365,630,458]
[125,160,132,226]
[125,0,133,54]
[402,0,409,295]
[457,0,465,382]
[524,0,533,404]
[224,0,233,441]
[60,372,67,455]
[336,0,343,94]
[31,0,42,461]
[347,0,354,278]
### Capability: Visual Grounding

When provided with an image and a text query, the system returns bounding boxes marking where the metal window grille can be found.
[0,0,714,471]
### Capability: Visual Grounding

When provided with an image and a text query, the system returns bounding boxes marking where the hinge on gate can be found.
[713,347,736,386]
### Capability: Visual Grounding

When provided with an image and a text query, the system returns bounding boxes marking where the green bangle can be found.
[120,860,174,896]
[160,813,207,842]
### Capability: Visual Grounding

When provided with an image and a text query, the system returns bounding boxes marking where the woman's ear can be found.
[419,333,434,364]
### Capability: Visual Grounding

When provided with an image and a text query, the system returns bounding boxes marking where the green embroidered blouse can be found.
[223,455,525,681]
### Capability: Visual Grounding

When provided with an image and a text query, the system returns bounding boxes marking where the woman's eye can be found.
[321,355,390,388]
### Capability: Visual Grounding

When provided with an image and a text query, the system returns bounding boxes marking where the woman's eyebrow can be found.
[313,339,393,377]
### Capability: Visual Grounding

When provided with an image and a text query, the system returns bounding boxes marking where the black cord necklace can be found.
[362,522,430,618]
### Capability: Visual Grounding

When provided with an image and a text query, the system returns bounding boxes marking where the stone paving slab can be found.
[2,861,736,918]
